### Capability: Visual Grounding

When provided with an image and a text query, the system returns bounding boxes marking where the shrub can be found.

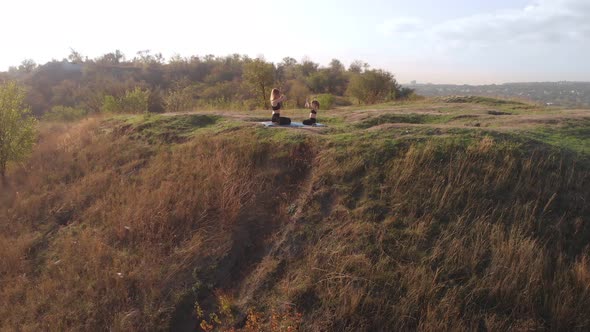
[397,87,418,100]
[347,69,400,104]
[102,87,150,113]
[332,95,353,107]
[314,94,335,110]
[164,86,195,113]
[0,81,37,178]
[101,95,120,113]
[285,79,311,108]
[121,87,149,113]
[43,106,88,122]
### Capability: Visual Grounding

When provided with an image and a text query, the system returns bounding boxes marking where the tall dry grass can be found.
[243,137,590,331]
[0,119,314,330]
[1,119,589,331]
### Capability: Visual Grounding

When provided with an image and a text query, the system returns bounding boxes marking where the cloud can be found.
[377,18,423,37]
[380,0,590,45]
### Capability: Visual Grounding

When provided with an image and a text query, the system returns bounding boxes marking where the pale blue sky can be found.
[1,0,589,84]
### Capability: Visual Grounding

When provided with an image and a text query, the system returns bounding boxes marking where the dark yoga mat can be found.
[260,121,326,127]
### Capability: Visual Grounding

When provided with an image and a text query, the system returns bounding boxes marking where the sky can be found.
[1,0,589,84]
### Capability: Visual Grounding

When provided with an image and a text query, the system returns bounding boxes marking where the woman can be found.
[302,100,320,125]
[270,88,291,125]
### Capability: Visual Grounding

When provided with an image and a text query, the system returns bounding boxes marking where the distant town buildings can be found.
[412,82,590,107]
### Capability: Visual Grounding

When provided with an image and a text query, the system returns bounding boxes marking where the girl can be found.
[302,100,320,125]
[270,88,291,125]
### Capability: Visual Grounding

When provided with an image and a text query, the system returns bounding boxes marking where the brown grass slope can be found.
[261,137,590,331]
[0,119,315,330]
[0,111,589,331]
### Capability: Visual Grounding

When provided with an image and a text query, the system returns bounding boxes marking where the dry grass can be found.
[1,112,589,331]
[243,136,590,331]
[0,119,314,330]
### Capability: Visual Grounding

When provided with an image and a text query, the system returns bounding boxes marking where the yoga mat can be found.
[260,121,326,128]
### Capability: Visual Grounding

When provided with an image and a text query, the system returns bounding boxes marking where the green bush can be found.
[0,81,37,178]
[43,106,88,122]
[346,69,400,104]
[164,87,195,113]
[314,94,335,110]
[333,95,353,107]
[102,95,120,113]
[101,87,150,113]
[122,87,149,113]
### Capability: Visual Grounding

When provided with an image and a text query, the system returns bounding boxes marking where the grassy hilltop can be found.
[1,97,589,331]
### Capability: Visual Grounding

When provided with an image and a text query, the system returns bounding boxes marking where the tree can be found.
[68,48,84,64]
[300,57,319,77]
[96,50,125,65]
[0,82,37,179]
[242,58,275,109]
[329,59,345,72]
[347,69,400,104]
[326,59,348,95]
[277,57,299,82]
[134,50,163,66]
[18,59,37,73]
[304,59,348,95]
[348,60,369,74]
[307,70,329,93]
[285,79,310,108]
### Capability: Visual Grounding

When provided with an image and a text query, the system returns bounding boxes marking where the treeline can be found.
[0,50,416,117]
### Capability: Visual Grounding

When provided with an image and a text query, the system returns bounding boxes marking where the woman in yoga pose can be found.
[303,100,319,125]
[270,88,291,125]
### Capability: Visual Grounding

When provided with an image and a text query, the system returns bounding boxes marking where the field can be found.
[1,97,589,331]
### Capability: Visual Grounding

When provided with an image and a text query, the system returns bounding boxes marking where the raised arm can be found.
[271,95,287,106]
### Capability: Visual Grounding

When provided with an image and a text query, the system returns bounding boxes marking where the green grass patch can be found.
[246,117,272,122]
[116,114,221,143]
[524,120,590,156]
[355,113,453,129]
[254,126,311,145]
[440,95,531,107]
[318,116,345,126]
[342,100,431,111]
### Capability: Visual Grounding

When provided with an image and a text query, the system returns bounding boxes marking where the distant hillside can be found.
[411,82,590,108]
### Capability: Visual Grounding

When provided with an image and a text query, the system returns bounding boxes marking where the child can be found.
[270,88,291,125]
[302,100,319,125]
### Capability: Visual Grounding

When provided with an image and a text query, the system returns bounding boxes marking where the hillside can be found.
[411,82,590,108]
[1,98,589,331]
